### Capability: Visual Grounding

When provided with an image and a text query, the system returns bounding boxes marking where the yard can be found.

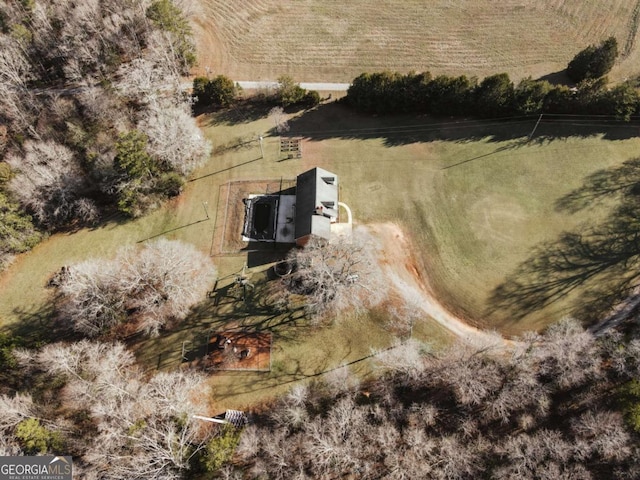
[268,105,640,334]
[2,102,640,408]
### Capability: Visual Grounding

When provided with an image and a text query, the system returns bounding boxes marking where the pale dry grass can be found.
[193,0,640,82]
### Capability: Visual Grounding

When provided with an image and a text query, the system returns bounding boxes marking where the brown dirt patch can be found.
[365,222,517,349]
[205,331,272,371]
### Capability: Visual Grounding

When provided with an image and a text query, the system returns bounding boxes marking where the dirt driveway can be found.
[366,223,516,350]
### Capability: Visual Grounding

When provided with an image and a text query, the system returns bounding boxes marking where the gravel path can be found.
[236,81,350,91]
[367,223,516,350]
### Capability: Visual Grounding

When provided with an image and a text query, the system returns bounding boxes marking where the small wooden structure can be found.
[280,137,302,159]
[193,409,248,428]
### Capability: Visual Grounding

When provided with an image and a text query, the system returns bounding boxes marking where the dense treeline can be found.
[0,0,209,269]
[0,340,224,478]
[229,319,640,479]
[3,321,639,479]
[346,71,639,121]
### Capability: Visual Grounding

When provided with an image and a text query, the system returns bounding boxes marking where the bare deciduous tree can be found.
[535,317,602,389]
[494,430,576,479]
[138,100,211,176]
[386,294,424,338]
[279,235,386,317]
[57,260,126,337]
[0,432,23,457]
[30,340,212,479]
[571,410,631,460]
[323,364,361,396]
[0,36,36,134]
[58,239,215,337]
[484,366,549,424]
[235,424,260,460]
[426,343,505,407]
[6,140,98,229]
[114,56,176,104]
[119,239,215,336]
[269,106,289,134]
[375,339,427,385]
[0,393,35,431]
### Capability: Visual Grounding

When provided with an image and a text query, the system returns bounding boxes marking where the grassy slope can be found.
[193,0,640,83]
[2,104,640,406]
[282,105,640,335]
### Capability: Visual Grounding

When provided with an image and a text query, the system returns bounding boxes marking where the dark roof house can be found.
[242,167,340,246]
[294,167,338,246]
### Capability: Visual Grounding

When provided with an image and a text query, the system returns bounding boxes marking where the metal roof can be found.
[295,167,338,240]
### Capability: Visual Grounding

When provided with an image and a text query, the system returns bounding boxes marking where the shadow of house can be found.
[245,242,295,269]
[536,70,574,86]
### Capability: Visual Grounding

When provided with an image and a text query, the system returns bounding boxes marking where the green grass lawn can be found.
[1,102,639,408]
[282,105,640,335]
[0,107,454,408]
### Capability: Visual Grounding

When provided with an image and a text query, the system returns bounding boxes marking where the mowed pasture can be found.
[193,0,640,82]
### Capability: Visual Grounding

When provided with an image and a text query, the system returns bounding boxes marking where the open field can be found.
[193,0,640,83]
[277,105,640,335]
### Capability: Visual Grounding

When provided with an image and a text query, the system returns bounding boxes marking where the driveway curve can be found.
[365,222,517,350]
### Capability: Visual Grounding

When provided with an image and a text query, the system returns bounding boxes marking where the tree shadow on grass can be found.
[554,157,640,213]
[192,280,309,339]
[133,276,312,369]
[200,101,274,127]
[536,70,573,86]
[244,242,293,268]
[488,158,640,324]
[2,299,81,347]
[283,102,640,147]
[285,103,533,146]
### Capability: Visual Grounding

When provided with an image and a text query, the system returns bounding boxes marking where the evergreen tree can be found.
[567,36,618,83]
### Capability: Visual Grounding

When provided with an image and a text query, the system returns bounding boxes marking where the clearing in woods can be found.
[193,0,640,83]
[4,105,640,408]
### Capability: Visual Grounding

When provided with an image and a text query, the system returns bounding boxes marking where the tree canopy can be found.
[192,75,238,108]
[346,67,639,120]
[0,0,208,268]
[276,235,385,317]
[57,239,216,337]
[567,36,619,83]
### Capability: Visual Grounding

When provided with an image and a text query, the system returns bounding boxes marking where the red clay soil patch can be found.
[206,331,272,371]
[366,222,516,349]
